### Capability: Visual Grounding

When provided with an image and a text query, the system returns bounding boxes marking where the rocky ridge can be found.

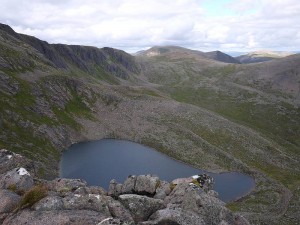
[0,149,249,225]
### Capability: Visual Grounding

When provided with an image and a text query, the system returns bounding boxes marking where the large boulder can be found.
[106,196,134,224]
[0,149,35,176]
[154,180,171,200]
[0,167,34,193]
[46,178,87,195]
[134,175,159,195]
[0,189,21,213]
[108,179,123,197]
[62,193,111,215]
[165,182,236,225]
[121,175,137,194]
[33,195,64,211]
[140,207,206,225]
[2,209,111,225]
[119,194,165,223]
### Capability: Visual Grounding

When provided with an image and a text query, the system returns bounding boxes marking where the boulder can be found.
[33,195,64,211]
[0,149,35,176]
[140,207,205,225]
[119,194,164,223]
[0,167,34,193]
[62,193,111,215]
[97,218,133,225]
[154,180,171,200]
[121,175,137,194]
[2,209,110,225]
[165,182,236,225]
[0,189,21,213]
[47,178,87,195]
[106,196,134,224]
[108,179,122,197]
[208,190,219,198]
[74,186,107,195]
[134,175,159,195]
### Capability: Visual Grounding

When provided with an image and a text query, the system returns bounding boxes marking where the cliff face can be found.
[0,149,249,225]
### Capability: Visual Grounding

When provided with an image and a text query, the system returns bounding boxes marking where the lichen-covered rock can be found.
[33,195,64,211]
[107,196,134,224]
[208,190,219,198]
[140,206,206,225]
[134,175,159,195]
[62,193,111,215]
[47,178,87,194]
[0,167,34,192]
[164,182,236,225]
[154,180,171,200]
[108,179,123,197]
[74,186,107,195]
[0,189,21,213]
[0,149,35,176]
[119,194,165,223]
[2,209,110,225]
[121,175,137,194]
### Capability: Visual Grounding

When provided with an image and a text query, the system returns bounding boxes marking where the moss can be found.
[7,184,17,193]
[155,180,161,189]
[169,183,177,191]
[19,185,48,209]
[191,179,202,188]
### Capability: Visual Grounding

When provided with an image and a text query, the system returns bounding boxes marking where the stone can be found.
[0,167,34,193]
[119,194,165,223]
[0,189,21,213]
[33,195,64,211]
[0,149,35,176]
[164,182,236,225]
[140,207,205,225]
[208,190,219,198]
[106,196,134,224]
[97,218,133,225]
[47,178,87,194]
[62,193,111,215]
[74,186,107,195]
[121,175,137,194]
[134,175,159,195]
[2,209,110,225]
[108,179,122,197]
[154,180,171,200]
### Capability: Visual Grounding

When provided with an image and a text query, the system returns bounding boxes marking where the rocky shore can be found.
[0,149,250,225]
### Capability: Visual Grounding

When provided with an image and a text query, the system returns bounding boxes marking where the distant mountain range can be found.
[235,50,295,63]
[136,46,297,64]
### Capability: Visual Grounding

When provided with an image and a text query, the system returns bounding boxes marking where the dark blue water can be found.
[60,139,255,202]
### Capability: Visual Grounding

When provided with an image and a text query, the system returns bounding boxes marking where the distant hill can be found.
[204,50,240,64]
[137,46,240,64]
[236,50,294,63]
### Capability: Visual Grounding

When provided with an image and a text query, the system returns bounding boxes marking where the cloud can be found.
[0,0,299,52]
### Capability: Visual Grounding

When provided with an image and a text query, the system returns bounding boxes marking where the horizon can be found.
[1,0,300,53]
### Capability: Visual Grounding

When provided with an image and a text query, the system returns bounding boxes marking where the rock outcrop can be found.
[0,151,250,225]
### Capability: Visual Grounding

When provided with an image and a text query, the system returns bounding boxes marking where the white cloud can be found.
[0,0,299,52]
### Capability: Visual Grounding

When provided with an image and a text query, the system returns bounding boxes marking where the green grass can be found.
[19,185,48,209]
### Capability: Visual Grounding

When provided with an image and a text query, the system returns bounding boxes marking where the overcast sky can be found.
[1,0,300,53]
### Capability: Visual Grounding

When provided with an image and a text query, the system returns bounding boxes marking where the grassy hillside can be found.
[1,24,300,224]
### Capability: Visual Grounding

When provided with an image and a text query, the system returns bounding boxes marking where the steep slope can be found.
[236,50,294,64]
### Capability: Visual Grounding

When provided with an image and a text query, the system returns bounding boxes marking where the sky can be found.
[0,0,300,53]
